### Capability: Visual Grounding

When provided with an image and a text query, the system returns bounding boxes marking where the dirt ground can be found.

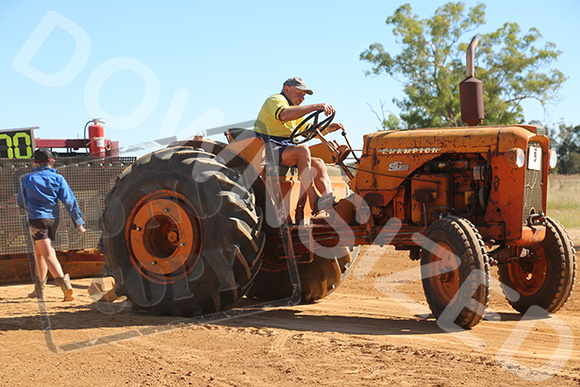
[1,230,579,386]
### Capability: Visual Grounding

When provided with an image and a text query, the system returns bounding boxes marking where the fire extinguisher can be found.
[85,119,106,157]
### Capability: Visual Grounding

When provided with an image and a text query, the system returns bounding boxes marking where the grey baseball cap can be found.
[34,148,54,162]
[283,77,313,95]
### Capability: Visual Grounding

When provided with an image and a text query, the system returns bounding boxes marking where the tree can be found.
[361,2,566,129]
[553,123,580,174]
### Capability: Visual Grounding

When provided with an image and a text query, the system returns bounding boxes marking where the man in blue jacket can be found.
[17,148,86,301]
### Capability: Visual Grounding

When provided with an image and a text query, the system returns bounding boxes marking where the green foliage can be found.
[552,123,580,174]
[367,100,401,130]
[477,24,566,125]
[361,2,566,129]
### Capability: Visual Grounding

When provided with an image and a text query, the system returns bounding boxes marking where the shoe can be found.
[28,276,47,299]
[311,194,338,225]
[54,274,75,301]
[312,193,335,216]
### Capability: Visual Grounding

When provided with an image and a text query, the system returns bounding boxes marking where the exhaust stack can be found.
[459,37,484,126]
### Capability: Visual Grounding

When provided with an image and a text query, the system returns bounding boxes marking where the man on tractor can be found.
[254,77,344,216]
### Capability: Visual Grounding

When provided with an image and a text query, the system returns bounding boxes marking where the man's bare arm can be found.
[278,103,334,122]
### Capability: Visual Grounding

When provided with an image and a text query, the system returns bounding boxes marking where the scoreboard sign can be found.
[0,127,37,159]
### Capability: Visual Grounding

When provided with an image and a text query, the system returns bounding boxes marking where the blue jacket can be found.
[17,167,85,226]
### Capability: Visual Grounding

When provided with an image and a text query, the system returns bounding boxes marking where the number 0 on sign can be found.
[0,127,37,159]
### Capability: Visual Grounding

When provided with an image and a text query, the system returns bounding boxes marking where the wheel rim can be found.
[427,242,460,306]
[506,247,548,296]
[126,189,202,284]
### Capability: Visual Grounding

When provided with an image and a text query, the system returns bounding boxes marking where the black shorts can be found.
[254,132,295,165]
[28,218,60,241]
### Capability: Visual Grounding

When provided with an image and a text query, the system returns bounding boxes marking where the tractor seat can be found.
[224,128,298,176]
[225,128,256,142]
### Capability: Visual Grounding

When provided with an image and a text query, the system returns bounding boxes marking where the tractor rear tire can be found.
[420,216,490,329]
[99,146,264,317]
[498,217,576,315]
[248,246,359,303]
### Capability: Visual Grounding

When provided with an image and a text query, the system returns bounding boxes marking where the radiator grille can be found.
[0,156,135,255]
[522,142,544,224]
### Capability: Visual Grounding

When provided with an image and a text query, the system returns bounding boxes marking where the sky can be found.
[2,0,579,156]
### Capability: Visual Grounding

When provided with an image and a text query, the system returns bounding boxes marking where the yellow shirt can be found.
[254,94,304,138]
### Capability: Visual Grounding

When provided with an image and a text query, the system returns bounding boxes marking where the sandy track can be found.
[1,241,579,386]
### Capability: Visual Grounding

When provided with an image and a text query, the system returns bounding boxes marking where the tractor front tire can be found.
[420,216,490,329]
[498,217,576,315]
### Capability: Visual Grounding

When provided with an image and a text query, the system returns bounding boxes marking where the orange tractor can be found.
[99,38,575,328]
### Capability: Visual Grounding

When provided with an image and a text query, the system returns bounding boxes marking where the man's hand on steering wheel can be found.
[318,103,335,116]
[290,109,339,144]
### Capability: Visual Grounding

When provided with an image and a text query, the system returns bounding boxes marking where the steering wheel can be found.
[290,110,335,145]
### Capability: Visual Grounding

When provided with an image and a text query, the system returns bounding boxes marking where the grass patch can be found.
[547,174,580,229]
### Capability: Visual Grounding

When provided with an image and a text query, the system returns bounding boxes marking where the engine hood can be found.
[352,125,545,200]
[363,125,541,155]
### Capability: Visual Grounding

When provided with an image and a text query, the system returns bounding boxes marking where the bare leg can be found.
[281,145,334,207]
[33,247,48,281]
[29,239,61,299]
[311,157,332,197]
[34,239,65,279]
[28,249,48,298]
[33,238,74,300]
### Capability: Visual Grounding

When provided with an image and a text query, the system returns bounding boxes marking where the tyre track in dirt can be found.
[0,240,579,385]
[220,244,580,383]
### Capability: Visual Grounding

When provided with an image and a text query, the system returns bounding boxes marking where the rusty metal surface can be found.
[523,141,544,224]
[459,77,484,126]
[0,156,135,256]
[0,251,106,284]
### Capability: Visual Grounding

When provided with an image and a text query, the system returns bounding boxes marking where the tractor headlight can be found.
[549,149,558,169]
[505,148,525,168]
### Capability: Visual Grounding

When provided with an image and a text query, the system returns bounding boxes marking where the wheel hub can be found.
[126,190,202,284]
[508,247,548,296]
[438,266,456,283]
[428,242,460,305]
